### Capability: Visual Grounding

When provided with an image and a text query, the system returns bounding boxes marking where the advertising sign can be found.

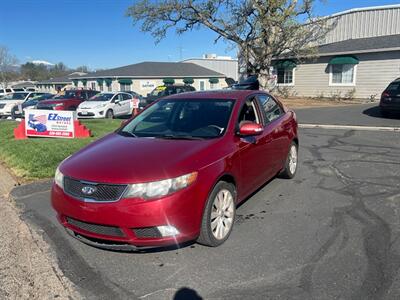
[25,109,75,138]
[140,80,156,90]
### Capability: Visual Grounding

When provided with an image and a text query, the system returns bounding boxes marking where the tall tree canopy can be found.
[0,46,18,88]
[127,0,331,87]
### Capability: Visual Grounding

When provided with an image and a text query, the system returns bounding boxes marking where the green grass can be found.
[0,119,122,180]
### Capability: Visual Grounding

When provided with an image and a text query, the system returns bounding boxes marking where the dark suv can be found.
[145,84,196,105]
[37,90,99,111]
[380,78,400,116]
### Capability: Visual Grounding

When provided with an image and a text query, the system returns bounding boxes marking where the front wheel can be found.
[279,142,298,179]
[105,109,114,119]
[197,181,236,247]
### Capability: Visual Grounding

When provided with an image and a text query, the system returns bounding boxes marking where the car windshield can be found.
[149,86,167,97]
[119,98,235,139]
[88,93,114,101]
[1,92,28,100]
[53,91,78,99]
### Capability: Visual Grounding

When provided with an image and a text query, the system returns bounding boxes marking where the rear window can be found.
[387,82,400,92]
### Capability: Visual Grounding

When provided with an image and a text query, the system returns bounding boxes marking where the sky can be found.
[1,0,399,70]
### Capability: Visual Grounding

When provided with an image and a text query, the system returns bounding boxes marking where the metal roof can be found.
[71,62,225,79]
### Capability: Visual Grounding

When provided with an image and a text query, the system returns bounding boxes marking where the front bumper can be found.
[51,182,206,249]
[0,107,12,116]
[76,108,105,119]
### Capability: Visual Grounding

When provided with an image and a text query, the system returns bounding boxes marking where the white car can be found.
[0,92,38,118]
[77,92,134,119]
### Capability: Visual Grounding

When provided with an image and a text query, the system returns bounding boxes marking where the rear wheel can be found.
[279,142,298,179]
[197,181,236,247]
[106,109,114,119]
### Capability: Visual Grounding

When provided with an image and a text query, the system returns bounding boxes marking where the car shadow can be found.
[363,105,400,119]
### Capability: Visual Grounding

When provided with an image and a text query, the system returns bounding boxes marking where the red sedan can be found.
[51,90,298,250]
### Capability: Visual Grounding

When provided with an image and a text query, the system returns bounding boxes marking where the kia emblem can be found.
[81,186,96,195]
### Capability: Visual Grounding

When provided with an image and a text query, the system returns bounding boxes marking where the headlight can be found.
[123,172,197,199]
[54,166,64,189]
[55,103,63,107]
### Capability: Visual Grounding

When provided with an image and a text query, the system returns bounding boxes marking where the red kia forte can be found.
[52,90,298,250]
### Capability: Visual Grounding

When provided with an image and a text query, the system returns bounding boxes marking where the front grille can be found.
[78,112,95,116]
[0,104,5,109]
[64,177,127,202]
[66,217,125,237]
[133,227,162,238]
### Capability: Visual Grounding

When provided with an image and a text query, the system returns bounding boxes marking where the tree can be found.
[0,46,18,88]
[75,65,90,73]
[50,62,69,78]
[127,0,333,88]
[20,62,49,81]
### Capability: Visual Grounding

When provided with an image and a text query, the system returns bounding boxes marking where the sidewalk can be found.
[0,164,78,299]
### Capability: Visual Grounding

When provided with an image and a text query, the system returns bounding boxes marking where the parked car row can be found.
[0,92,51,118]
[0,83,197,119]
[0,87,36,97]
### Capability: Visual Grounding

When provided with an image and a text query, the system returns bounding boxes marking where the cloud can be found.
[31,60,55,66]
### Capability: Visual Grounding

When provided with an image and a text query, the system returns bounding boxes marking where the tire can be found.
[197,181,236,247]
[11,106,18,119]
[279,141,298,179]
[106,109,114,119]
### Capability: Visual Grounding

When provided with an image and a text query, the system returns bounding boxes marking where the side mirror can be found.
[238,122,263,136]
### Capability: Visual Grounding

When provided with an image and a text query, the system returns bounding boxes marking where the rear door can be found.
[256,94,290,172]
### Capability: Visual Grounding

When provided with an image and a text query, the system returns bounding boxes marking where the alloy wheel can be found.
[289,145,298,175]
[210,189,234,240]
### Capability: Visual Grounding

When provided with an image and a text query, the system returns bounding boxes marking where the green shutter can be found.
[274,60,297,69]
[183,77,194,84]
[118,79,132,84]
[163,78,175,85]
[96,79,104,85]
[329,56,359,65]
[72,79,79,86]
[104,78,113,87]
[209,78,219,84]
[81,79,87,86]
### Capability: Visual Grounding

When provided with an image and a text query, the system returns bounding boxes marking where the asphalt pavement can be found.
[295,103,400,127]
[12,124,400,300]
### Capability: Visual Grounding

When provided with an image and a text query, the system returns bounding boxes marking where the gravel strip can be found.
[0,164,79,299]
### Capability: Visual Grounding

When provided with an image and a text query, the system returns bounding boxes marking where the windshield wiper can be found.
[118,131,138,138]
[157,134,204,140]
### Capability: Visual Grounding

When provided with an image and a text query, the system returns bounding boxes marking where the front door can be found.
[236,97,276,198]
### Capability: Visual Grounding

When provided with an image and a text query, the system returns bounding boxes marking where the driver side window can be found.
[237,98,261,127]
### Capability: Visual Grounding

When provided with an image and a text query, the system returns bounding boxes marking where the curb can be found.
[299,123,400,132]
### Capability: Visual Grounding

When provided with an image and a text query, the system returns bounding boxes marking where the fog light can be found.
[157,225,179,237]
[99,111,104,115]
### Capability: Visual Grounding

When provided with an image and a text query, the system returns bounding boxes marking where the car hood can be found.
[60,133,228,184]
[0,100,24,106]
[78,101,108,109]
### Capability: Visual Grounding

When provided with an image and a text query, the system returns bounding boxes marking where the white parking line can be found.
[299,124,400,132]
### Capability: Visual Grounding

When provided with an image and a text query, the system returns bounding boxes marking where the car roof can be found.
[162,89,265,100]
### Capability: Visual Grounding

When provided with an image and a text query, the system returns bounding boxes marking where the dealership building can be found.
[270,4,400,99]
[69,61,227,96]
